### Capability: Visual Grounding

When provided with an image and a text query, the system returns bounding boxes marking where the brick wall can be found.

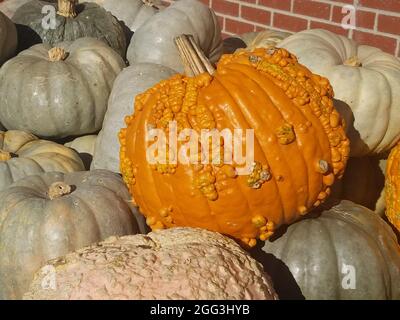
[162,0,400,56]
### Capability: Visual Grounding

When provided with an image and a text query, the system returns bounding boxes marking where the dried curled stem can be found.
[48,47,68,62]
[174,34,215,76]
[0,150,12,162]
[48,182,72,200]
[57,0,77,18]
[344,56,362,67]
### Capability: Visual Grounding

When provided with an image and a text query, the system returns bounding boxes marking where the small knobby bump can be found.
[48,47,69,62]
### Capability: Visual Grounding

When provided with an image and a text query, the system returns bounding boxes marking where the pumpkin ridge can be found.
[221,63,313,213]
[202,78,265,237]
[132,87,176,229]
[215,72,296,226]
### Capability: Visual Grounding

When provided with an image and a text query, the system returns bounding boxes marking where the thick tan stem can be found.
[48,182,72,200]
[48,47,68,62]
[0,150,12,162]
[344,56,362,67]
[174,34,215,76]
[57,0,77,18]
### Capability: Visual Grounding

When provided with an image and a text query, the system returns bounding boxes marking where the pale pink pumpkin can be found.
[24,228,278,300]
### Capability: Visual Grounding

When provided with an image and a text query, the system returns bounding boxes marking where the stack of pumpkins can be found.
[0,0,399,300]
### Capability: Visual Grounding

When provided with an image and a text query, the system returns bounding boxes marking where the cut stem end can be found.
[48,182,72,200]
[174,34,215,77]
[57,0,77,18]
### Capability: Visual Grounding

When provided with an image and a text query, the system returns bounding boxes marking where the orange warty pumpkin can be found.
[386,143,400,232]
[119,42,349,247]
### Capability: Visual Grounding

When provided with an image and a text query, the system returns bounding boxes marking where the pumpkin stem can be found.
[48,47,68,62]
[48,182,72,200]
[57,0,77,18]
[174,34,215,76]
[344,56,362,67]
[0,150,12,162]
[142,0,159,9]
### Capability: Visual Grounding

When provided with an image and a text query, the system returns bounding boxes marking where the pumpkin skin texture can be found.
[0,0,32,18]
[120,48,350,247]
[65,135,97,157]
[240,30,291,51]
[0,11,17,65]
[0,169,145,300]
[23,228,278,300]
[0,38,125,139]
[331,156,386,216]
[65,135,97,170]
[254,200,400,300]
[12,0,127,57]
[92,63,176,173]
[127,0,223,73]
[386,144,400,232]
[0,130,85,191]
[278,29,400,157]
[103,0,161,32]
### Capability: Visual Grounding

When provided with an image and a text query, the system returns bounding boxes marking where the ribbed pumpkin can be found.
[0,38,125,138]
[0,130,85,191]
[12,0,126,56]
[254,200,400,300]
[279,29,400,156]
[92,63,176,173]
[386,143,400,232]
[24,228,278,300]
[0,169,145,299]
[120,37,349,247]
[127,0,222,73]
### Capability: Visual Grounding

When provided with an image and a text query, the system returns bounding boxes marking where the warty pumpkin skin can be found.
[24,228,278,300]
[127,0,223,73]
[120,47,350,247]
[0,37,125,139]
[92,63,176,173]
[0,10,17,65]
[386,143,400,232]
[279,29,400,157]
[12,0,127,57]
[254,200,400,300]
[0,169,145,300]
[0,130,85,191]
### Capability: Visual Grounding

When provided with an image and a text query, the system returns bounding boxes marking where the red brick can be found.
[359,0,400,11]
[241,5,271,25]
[353,30,397,54]
[221,32,232,39]
[225,18,255,34]
[310,21,349,36]
[330,0,354,3]
[273,13,308,32]
[212,0,239,17]
[238,0,257,3]
[293,0,331,19]
[259,0,291,11]
[378,14,400,35]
